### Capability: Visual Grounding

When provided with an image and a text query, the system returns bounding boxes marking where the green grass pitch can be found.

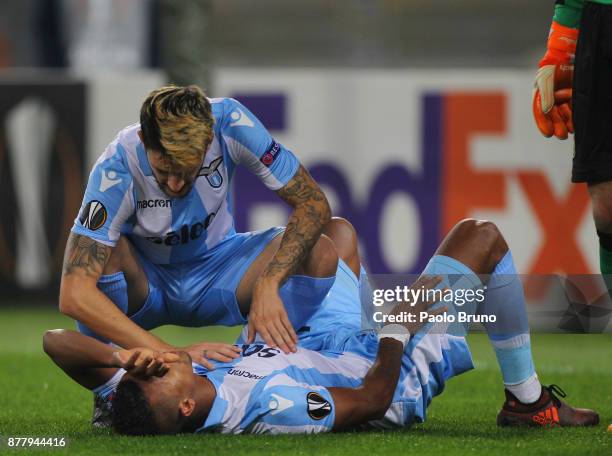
[0,306,610,455]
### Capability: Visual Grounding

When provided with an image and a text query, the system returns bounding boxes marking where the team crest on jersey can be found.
[198,156,224,188]
[306,392,331,420]
[79,200,107,231]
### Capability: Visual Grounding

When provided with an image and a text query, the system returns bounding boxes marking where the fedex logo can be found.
[434,93,591,276]
[231,92,592,276]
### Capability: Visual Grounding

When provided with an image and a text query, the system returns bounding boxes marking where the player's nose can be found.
[166,175,185,192]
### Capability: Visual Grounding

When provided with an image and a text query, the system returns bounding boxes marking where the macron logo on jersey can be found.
[100,169,122,192]
[229,108,254,128]
[228,368,265,380]
[137,199,172,210]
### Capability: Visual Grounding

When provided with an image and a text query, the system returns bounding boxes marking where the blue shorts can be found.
[293,259,365,349]
[78,227,336,339]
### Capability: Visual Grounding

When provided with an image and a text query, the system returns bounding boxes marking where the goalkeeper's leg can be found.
[588,182,612,291]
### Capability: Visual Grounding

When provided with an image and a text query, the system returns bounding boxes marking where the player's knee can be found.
[457,218,508,262]
[323,217,359,265]
[456,218,498,240]
[303,234,339,278]
[42,329,63,359]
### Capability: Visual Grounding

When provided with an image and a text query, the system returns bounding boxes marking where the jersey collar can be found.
[195,373,226,433]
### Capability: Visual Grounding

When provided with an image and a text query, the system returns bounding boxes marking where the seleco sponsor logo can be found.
[137,199,172,210]
[146,212,216,246]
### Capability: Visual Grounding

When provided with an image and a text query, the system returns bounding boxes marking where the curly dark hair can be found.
[111,379,160,435]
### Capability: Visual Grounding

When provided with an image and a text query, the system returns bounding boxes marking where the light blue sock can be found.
[479,251,538,390]
[422,252,540,402]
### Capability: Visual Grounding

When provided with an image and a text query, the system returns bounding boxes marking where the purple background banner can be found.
[232,93,443,274]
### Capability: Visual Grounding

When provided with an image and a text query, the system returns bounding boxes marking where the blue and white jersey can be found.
[93,332,473,435]
[197,330,472,434]
[202,331,473,434]
[195,343,360,434]
[72,98,300,264]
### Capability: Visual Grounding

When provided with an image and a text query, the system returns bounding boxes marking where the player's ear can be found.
[137,129,144,143]
[178,398,195,417]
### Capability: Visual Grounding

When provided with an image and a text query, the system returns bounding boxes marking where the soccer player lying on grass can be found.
[44,218,599,434]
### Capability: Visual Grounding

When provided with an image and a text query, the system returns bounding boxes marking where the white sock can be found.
[506,374,542,404]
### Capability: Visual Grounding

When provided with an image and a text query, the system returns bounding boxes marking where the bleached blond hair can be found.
[140,85,214,168]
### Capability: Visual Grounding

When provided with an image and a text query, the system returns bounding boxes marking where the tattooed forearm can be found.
[62,233,111,278]
[264,165,331,282]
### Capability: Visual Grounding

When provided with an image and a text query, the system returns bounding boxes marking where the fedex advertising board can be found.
[216,69,596,276]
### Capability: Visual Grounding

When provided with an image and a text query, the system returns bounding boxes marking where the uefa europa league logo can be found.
[5,98,56,288]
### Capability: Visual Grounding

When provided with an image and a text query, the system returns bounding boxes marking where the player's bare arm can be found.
[44,328,120,389]
[60,233,174,351]
[43,329,172,390]
[268,164,331,281]
[60,233,239,367]
[330,281,445,430]
[329,338,404,430]
[62,233,112,277]
[247,164,332,351]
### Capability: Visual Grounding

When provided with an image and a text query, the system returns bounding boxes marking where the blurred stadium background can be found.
[0,0,598,301]
[0,1,610,453]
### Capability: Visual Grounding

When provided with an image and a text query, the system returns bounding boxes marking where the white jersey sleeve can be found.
[219,98,300,190]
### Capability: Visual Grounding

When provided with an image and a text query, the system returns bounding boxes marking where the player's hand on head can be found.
[114,347,155,369]
[533,21,577,140]
[390,275,448,335]
[248,280,298,354]
[183,342,241,369]
[114,348,170,378]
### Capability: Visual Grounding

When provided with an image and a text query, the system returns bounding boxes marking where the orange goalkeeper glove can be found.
[533,21,578,140]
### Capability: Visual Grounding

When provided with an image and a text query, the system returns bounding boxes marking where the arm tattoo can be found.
[62,233,111,278]
[265,165,331,282]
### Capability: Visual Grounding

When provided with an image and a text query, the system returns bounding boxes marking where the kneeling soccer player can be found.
[44,219,599,433]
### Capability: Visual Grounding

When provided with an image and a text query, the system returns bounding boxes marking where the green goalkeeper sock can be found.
[599,245,612,292]
[600,245,612,274]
